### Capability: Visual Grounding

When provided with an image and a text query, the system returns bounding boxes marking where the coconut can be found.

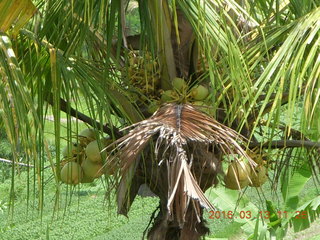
[249,165,268,187]
[224,160,250,190]
[85,139,107,163]
[62,143,83,158]
[60,162,83,185]
[81,158,104,179]
[79,128,96,145]
[191,85,209,100]
[79,128,96,139]
[172,77,186,92]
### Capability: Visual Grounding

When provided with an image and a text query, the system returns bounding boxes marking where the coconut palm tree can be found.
[0,0,320,239]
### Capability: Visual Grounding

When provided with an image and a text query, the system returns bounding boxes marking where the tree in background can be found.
[0,0,320,239]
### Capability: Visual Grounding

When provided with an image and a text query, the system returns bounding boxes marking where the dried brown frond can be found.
[106,103,254,226]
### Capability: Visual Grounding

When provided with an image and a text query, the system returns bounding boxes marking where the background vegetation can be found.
[0,164,319,239]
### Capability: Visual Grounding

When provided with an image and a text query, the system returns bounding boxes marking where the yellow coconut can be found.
[79,128,96,145]
[60,162,83,185]
[79,128,96,139]
[81,158,104,179]
[224,160,250,190]
[85,139,107,163]
[249,165,268,187]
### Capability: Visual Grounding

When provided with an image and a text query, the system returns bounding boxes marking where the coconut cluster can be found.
[160,77,209,103]
[126,51,212,114]
[154,77,212,115]
[224,154,268,190]
[59,129,112,185]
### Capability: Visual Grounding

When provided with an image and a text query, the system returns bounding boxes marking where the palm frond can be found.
[244,7,320,137]
[0,0,36,34]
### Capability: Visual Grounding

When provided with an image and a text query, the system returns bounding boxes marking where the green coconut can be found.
[81,158,104,179]
[62,143,83,158]
[224,160,250,190]
[249,165,268,187]
[60,162,83,185]
[85,139,107,163]
[191,85,209,100]
[172,77,186,92]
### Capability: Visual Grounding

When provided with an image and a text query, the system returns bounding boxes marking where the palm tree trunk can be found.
[147,204,209,240]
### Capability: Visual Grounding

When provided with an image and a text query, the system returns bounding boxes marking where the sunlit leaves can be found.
[246,8,320,139]
[0,0,36,34]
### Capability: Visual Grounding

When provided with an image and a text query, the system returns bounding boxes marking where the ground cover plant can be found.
[0,169,319,239]
[0,0,320,239]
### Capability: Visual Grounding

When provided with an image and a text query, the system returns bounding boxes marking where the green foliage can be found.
[0,130,12,157]
[0,129,13,182]
[282,164,312,211]
[126,3,140,36]
[205,174,320,239]
[0,167,319,239]
[0,170,159,240]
